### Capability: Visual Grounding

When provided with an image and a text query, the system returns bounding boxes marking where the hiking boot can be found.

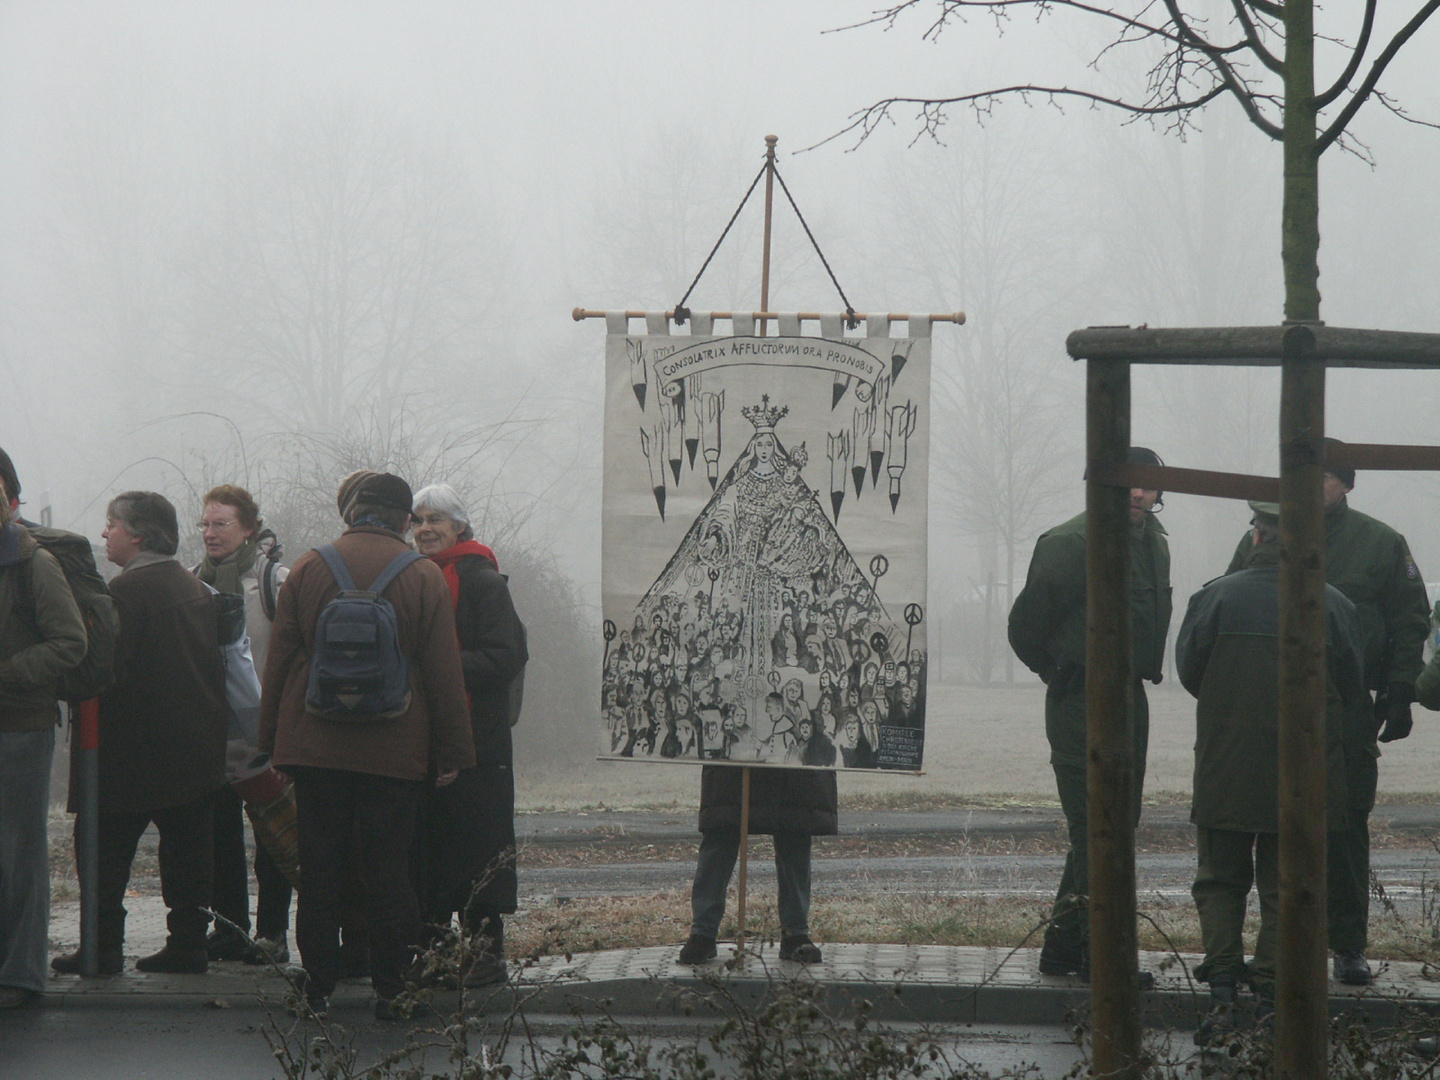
[678,934,717,965]
[779,935,822,964]
[374,996,412,1022]
[1194,975,1238,1048]
[51,948,123,976]
[288,993,329,1019]
[462,955,509,988]
[243,934,289,966]
[1038,938,1084,976]
[1334,951,1372,986]
[136,945,208,974]
[206,928,250,962]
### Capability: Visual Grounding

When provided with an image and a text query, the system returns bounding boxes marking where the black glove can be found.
[1048,660,1086,696]
[1377,681,1415,743]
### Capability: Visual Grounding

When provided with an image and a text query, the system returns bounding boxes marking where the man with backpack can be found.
[0,451,87,1008]
[259,470,473,1020]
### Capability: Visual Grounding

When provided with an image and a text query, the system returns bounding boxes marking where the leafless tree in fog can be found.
[827,0,1440,322]
[182,104,508,431]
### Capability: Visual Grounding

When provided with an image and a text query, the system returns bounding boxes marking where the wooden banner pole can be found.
[736,765,752,955]
[732,136,778,960]
[573,308,966,324]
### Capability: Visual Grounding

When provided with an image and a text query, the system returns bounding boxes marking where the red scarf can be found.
[428,540,498,608]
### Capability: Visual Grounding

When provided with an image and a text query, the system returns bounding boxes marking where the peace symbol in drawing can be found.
[904,604,924,627]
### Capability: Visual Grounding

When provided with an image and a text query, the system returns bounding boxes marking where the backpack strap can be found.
[315,544,422,596]
[316,544,358,593]
[259,555,281,622]
[369,550,425,595]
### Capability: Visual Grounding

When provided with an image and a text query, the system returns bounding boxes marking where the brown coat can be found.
[76,556,229,814]
[259,527,474,781]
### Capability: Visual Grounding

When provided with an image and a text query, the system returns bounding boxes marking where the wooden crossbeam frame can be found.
[1068,321,1440,1080]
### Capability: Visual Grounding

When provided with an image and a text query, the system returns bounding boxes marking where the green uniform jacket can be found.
[0,522,87,732]
[1224,498,1427,694]
[1008,510,1172,767]
[1177,555,1366,832]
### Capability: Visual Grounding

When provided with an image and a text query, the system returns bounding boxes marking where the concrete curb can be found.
[36,944,1440,1032]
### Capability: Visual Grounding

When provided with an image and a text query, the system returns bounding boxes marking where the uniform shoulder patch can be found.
[1405,553,1420,579]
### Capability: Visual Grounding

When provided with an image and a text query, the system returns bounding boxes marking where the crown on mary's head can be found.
[741,395,788,434]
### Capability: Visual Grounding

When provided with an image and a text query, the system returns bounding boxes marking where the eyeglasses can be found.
[196,519,238,532]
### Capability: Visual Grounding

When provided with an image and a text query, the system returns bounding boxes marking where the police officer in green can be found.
[1008,447,1172,978]
[1179,503,1366,1043]
[1222,438,1428,986]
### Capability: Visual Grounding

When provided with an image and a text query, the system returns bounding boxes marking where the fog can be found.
[3,1,1440,768]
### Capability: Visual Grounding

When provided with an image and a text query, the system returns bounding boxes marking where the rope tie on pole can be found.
[770,161,858,330]
[671,151,859,330]
[672,162,767,328]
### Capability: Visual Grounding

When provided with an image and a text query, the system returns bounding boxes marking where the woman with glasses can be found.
[192,485,291,965]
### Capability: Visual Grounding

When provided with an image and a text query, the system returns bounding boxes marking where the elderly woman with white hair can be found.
[410,483,527,987]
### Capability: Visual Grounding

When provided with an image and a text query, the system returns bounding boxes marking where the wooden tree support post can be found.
[1085,357,1142,1080]
[1275,325,1329,1079]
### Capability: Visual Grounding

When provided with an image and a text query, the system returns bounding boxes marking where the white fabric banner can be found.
[600,317,930,772]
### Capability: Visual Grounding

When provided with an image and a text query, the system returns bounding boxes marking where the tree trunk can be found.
[1282,0,1321,322]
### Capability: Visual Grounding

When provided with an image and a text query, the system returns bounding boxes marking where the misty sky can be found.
[3,0,1440,665]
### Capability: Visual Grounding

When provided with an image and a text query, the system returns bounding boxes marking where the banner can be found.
[600,313,930,771]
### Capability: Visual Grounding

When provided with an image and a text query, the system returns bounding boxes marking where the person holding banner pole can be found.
[678,760,834,965]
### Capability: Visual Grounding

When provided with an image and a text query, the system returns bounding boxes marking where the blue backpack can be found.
[305,544,424,723]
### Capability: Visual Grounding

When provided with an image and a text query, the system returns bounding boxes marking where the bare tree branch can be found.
[1229,0,1284,74]
[1314,0,1376,110]
[804,82,1231,152]
[1316,0,1440,155]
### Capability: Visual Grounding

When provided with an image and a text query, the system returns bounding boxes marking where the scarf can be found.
[196,537,258,595]
[428,540,498,608]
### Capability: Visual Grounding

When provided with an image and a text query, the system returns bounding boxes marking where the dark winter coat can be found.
[1176,547,1367,833]
[1008,509,1172,768]
[452,552,527,767]
[1224,498,1428,693]
[0,522,86,732]
[258,526,474,781]
[77,554,229,813]
[698,764,838,836]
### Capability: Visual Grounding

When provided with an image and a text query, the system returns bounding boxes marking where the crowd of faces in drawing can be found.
[600,311,931,772]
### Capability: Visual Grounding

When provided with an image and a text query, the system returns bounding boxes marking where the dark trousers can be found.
[212,786,293,939]
[1192,827,1279,991]
[1329,742,1378,954]
[91,790,218,952]
[1044,681,1148,953]
[414,764,517,936]
[291,767,423,1000]
[689,828,812,939]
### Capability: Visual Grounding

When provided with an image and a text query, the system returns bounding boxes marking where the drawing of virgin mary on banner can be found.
[600,312,930,771]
